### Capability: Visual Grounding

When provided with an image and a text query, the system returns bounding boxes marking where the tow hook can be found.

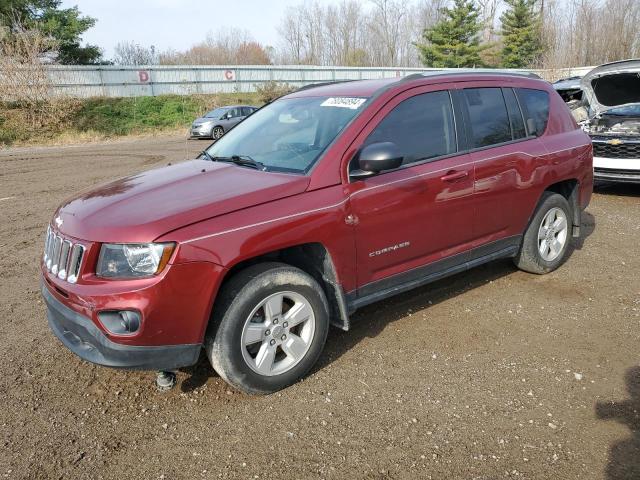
[156,370,177,391]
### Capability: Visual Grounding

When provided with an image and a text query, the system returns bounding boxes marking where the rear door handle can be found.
[440,170,469,182]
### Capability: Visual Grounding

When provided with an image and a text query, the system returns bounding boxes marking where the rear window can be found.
[516,88,550,136]
[463,88,512,148]
[503,88,527,140]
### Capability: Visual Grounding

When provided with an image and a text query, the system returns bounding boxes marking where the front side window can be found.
[206,96,367,173]
[463,88,512,148]
[363,90,457,166]
[516,88,550,136]
[205,107,229,119]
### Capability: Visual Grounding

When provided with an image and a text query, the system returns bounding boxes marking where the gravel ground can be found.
[0,136,639,480]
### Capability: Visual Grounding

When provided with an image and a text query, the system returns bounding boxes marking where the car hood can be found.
[192,117,215,125]
[581,59,640,116]
[54,159,310,243]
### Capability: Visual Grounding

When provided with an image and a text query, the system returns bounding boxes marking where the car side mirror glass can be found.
[351,142,403,180]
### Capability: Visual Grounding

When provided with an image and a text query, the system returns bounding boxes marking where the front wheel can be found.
[211,126,224,140]
[514,192,572,274]
[206,263,330,394]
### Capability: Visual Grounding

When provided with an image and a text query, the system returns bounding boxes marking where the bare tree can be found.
[275,0,450,67]
[540,0,640,70]
[0,17,81,142]
[0,21,58,128]
[277,5,306,64]
[113,41,156,65]
[367,0,408,66]
[159,27,271,65]
[476,0,501,43]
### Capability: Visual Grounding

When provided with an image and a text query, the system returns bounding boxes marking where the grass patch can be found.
[0,93,262,147]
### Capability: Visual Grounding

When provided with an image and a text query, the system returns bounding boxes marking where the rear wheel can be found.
[206,263,330,394]
[514,192,572,274]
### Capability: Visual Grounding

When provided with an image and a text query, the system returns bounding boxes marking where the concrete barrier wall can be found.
[42,64,595,98]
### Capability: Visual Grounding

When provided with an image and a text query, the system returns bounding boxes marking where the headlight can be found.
[96,243,175,278]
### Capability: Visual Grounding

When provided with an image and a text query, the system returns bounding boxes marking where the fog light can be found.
[98,310,141,335]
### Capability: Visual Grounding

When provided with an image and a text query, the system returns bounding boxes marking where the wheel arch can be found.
[543,178,581,237]
[524,178,581,239]
[210,243,351,335]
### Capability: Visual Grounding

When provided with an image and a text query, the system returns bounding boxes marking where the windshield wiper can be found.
[210,155,267,171]
[199,150,214,161]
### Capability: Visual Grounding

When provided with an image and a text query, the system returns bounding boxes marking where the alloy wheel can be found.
[212,126,224,140]
[537,207,569,261]
[240,291,316,376]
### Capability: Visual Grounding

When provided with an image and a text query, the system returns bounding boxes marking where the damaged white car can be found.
[574,60,640,183]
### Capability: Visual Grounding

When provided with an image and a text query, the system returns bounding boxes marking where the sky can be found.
[61,0,338,60]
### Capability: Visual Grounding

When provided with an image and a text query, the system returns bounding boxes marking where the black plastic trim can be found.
[42,284,201,371]
[346,235,522,312]
[594,168,640,183]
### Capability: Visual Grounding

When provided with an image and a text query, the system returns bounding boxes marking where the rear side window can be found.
[516,88,550,136]
[463,88,512,148]
[364,90,456,165]
[502,88,527,140]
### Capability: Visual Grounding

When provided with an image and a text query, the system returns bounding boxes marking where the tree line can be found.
[1,0,639,69]
[273,0,640,69]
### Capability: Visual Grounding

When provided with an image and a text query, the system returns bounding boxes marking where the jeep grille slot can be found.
[43,226,85,284]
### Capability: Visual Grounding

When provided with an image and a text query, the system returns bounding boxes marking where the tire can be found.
[206,262,330,394]
[514,191,573,274]
[211,126,224,140]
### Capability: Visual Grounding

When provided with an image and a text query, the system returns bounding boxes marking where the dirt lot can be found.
[1,135,639,480]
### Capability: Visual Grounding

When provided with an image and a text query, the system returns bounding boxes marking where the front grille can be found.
[43,226,85,283]
[592,141,640,159]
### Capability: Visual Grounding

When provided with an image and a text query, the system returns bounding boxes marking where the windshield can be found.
[205,107,229,118]
[205,96,368,173]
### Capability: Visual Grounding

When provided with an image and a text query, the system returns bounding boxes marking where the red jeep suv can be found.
[41,72,593,394]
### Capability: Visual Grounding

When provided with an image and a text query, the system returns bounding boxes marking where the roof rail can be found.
[402,69,542,81]
[294,80,357,92]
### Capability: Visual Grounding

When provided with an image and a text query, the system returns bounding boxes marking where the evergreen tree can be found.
[416,0,485,68]
[500,0,543,68]
[0,0,101,64]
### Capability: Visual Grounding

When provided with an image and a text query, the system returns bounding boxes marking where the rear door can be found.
[460,84,548,250]
[346,86,476,294]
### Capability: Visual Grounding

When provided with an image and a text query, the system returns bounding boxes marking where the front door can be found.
[346,87,476,295]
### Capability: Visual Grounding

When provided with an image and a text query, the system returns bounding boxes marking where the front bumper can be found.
[593,156,640,183]
[190,125,213,138]
[43,283,201,370]
[591,137,640,183]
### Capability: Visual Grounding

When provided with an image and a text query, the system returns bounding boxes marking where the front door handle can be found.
[440,170,469,182]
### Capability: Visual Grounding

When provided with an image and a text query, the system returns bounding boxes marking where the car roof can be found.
[210,105,255,109]
[287,70,545,99]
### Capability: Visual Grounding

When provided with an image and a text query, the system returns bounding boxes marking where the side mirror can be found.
[351,142,403,179]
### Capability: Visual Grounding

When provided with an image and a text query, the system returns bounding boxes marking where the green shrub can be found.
[254,81,295,103]
[0,92,263,146]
